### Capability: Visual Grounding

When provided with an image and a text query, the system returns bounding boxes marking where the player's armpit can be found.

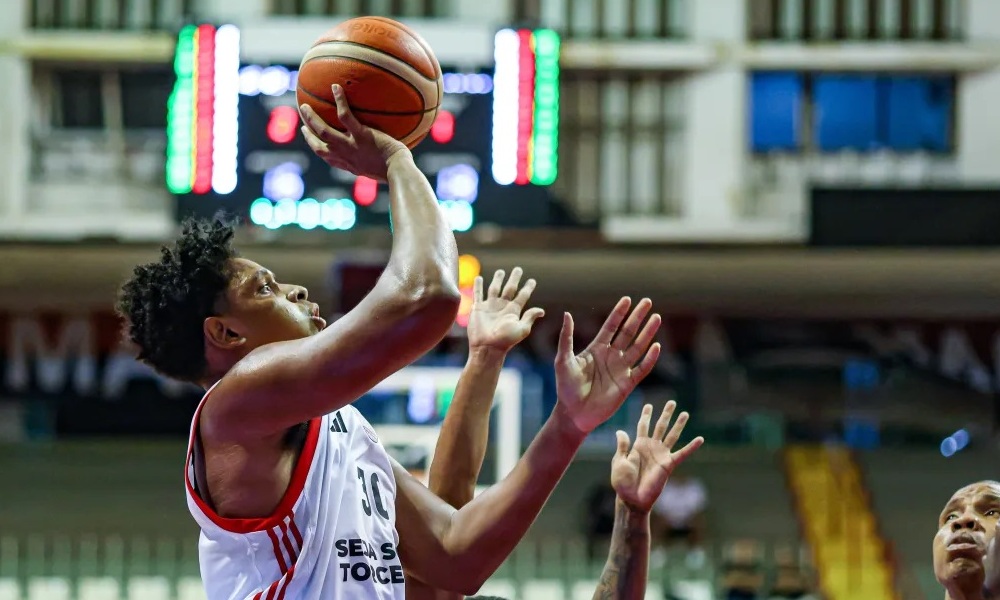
[203,276,460,442]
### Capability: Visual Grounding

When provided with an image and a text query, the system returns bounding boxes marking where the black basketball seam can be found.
[304,40,439,83]
[297,84,437,117]
[300,53,434,112]
[362,17,442,80]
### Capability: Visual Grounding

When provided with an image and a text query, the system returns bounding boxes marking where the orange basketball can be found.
[296,16,443,149]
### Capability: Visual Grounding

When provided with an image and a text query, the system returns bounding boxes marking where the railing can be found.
[268,0,452,17]
[748,0,965,41]
[29,0,192,30]
[513,0,689,38]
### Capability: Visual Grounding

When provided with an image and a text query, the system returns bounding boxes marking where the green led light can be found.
[531,29,560,186]
[436,388,455,418]
[166,25,197,194]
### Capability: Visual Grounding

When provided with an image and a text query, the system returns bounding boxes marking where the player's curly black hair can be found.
[116,219,238,383]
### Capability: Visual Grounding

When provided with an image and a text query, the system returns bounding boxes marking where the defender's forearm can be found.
[442,405,587,587]
[427,347,506,507]
[592,499,651,600]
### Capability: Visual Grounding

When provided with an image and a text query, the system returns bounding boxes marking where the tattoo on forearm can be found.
[593,502,649,600]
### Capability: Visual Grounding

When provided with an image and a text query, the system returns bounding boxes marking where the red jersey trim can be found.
[184,385,322,534]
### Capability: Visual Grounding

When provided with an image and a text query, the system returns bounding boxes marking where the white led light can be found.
[260,66,291,97]
[238,65,262,96]
[212,24,240,195]
[296,197,320,230]
[440,200,474,232]
[491,29,520,186]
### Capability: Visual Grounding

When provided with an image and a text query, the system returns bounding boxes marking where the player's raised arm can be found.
[406,268,543,600]
[204,84,460,441]
[394,298,664,595]
[592,402,704,600]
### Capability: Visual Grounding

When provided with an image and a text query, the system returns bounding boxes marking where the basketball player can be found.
[932,480,1000,600]
[117,84,663,599]
[402,271,703,600]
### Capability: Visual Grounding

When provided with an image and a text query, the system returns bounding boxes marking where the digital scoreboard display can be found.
[168,24,567,231]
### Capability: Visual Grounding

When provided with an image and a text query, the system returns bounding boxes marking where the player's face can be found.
[217,258,326,351]
[932,481,1000,587]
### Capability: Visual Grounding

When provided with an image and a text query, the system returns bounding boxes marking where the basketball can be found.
[296,17,443,149]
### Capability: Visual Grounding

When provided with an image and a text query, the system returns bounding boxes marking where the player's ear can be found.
[204,316,246,350]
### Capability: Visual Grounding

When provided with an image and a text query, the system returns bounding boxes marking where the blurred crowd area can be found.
[2,0,1000,599]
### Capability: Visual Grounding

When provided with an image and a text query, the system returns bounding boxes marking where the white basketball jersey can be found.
[184,393,406,600]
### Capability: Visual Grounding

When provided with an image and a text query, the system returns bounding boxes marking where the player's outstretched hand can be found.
[299,84,409,182]
[610,402,704,513]
[467,267,545,355]
[553,297,661,434]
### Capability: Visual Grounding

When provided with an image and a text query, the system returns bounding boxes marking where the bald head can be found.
[932,481,1000,596]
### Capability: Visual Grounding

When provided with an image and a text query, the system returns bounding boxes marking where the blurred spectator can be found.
[650,471,707,568]
[582,481,618,564]
[768,544,817,600]
[720,539,766,600]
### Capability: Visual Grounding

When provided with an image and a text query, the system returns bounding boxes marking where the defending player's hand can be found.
[610,402,704,513]
[553,297,661,434]
[299,84,409,182]
[467,267,544,354]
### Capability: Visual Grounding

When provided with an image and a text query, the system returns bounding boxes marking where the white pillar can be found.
[0,1,29,224]
[681,0,746,226]
[956,0,1000,184]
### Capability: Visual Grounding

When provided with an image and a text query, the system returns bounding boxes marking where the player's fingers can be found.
[615,430,631,458]
[592,297,632,347]
[624,313,661,365]
[663,411,690,449]
[629,343,661,386]
[520,307,545,329]
[473,275,484,303]
[512,278,537,308]
[331,84,364,135]
[487,269,505,299]
[501,267,523,300]
[671,436,705,464]
[612,298,652,350]
[636,404,653,440]
[651,400,676,441]
[301,123,329,152]
[556,312,575,362]
[299,104,346,146]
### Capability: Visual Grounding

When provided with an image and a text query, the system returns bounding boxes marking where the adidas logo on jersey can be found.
[330,411,348,433]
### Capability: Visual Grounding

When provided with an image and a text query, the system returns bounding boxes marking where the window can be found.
[749,72,955,153]
[55,71,103,128]
[749,72,803,152]
[121,69,173,129]
[813,75,879,151]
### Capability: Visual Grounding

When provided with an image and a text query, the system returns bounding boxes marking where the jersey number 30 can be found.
[357,467,390,520]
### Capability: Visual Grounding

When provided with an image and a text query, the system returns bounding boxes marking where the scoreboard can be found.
[168,24,566,231]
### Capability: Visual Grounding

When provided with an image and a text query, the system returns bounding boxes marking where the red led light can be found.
[515,29,535,186]
[267,105,299,144]
[192,24,216,194]
[354,176,378,206]
[430,110,455,144]
[456,287,474,327]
